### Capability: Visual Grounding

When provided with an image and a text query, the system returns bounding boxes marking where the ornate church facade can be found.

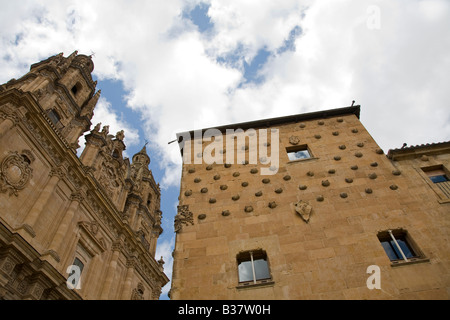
[0,52,168,300]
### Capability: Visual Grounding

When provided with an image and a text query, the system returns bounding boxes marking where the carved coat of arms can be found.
[294,200,313,223]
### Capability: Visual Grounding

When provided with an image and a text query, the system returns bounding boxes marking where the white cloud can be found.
[0,0,448,184]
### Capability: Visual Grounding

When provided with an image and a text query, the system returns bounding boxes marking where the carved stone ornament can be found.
[0,152,33,196]
[295,200,313,223]
[289,136,301,145]
[131,283,145,300]
[174,205,194,233]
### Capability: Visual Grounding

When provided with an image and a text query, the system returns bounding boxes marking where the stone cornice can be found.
[387,141,450,161]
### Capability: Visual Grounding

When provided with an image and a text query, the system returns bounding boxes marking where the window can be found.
[73,257,85,274]
[47,109,64,130]
[47,109,61,125]
[237,250,272,286]
[147,193,152,207]
[286,145,312,161]
[424,167,449,183]
[67,257,85,289]
[377,229,427,265]
[422,165,450,199]
[71,82,81,96]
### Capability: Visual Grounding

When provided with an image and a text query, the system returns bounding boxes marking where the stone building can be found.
[0,52,169,300]
[170,106,449,299]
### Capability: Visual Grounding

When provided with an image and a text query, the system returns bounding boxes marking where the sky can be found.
[1,0,449,300]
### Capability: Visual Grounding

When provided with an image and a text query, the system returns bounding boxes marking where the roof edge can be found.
[176,105,360,139]
[387,141,450,160]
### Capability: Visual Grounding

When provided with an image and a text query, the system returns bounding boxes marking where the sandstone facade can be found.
[171,106,450,299]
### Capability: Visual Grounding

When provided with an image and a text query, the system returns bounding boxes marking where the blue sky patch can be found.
[216,45,272,87]
[277,25,302,54]
[182,2,214,33]
[242,47,272,85]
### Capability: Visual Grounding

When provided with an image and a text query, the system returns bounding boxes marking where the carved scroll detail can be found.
[174,205,194,233]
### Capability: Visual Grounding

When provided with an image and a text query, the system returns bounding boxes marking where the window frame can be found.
[418,165,450,203]
[377,229,429,266]
[236,250,274,288]
[72,257,85,274]
[47,109,64,129]
[286,144,314,162]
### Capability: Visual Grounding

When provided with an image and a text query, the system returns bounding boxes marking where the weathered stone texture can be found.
[0,53,168,300]
[171,107,450,300]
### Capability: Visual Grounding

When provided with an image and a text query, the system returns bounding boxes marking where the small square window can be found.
[286,145,312,161]
[237,250,272,286]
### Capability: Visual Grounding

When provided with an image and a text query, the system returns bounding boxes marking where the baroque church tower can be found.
[0,52,168,300]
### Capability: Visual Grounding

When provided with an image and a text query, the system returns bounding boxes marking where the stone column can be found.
[81,254,101,298]
[100,242,121,300]
[0,108,18,139]
[120,257,136,300]
[48,192,84,257]
[0,117,14,139]
[20,167,65,236]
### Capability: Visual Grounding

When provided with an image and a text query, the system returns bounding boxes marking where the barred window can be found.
[422,165,450,199]
[377,229,427,265]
